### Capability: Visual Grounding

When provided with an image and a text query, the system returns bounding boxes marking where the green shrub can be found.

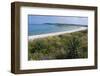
[66,36,81,59]
[28,30,88,60]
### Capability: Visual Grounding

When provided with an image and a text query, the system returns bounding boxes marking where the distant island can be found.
[29,23,87,27]
[44,23,87,27]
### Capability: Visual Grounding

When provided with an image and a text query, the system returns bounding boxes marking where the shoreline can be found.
[28,27,87,40]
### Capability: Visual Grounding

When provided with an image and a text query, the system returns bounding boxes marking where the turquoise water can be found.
[28,24,85,36]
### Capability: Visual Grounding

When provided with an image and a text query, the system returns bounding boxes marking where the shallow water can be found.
[28,24,86,36]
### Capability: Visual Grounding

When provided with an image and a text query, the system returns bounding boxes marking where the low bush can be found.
[28,30,88,60]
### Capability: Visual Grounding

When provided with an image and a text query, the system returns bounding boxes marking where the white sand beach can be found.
[28,27,87,40]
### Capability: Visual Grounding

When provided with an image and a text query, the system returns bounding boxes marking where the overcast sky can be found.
[28,15,88,25]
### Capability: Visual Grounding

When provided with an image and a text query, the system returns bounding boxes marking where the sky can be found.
[28,15,88,25]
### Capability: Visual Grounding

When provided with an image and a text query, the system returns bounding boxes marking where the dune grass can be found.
[28,30,88,60]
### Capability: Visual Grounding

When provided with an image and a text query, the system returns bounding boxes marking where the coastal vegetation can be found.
[28,30,88,60]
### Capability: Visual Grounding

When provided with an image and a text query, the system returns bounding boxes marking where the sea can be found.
[28,24,86,36]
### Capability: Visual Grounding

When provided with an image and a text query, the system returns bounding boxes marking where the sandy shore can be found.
[29,27,87,40]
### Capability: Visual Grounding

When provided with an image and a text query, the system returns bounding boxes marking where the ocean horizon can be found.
[28,15,88,36]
